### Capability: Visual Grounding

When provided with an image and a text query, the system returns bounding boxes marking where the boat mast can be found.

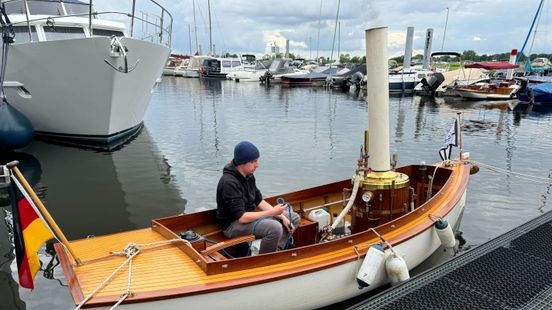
[517,0,545,63]
[329,0,341,65]
[441,7,449,51]
[188,24,192,55]
[316,0,322,62]
[207,0,213,56]
[193,0,199,54]
[337,21,340,60]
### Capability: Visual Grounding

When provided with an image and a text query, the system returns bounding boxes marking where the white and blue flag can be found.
[439,119,458,161]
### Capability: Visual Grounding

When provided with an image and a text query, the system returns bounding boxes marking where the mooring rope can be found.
[75,239,190,310]
[470,160,552,185]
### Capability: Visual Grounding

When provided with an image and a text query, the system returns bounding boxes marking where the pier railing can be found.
[1,0,173,47]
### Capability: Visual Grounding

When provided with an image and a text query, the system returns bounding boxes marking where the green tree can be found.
[462,50,477,61]
[350,56,362,64]
[339,53,351,64]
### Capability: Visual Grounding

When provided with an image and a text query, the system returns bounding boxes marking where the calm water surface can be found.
[1,77,551,309]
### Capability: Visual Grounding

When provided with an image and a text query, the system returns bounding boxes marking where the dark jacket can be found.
[216,162,263,229]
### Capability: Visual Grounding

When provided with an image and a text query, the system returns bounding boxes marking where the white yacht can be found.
[1,0,172,143]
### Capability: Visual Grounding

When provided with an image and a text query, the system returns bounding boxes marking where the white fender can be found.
[435,219,456,249]
[385,254,410,285]
[356,244,385,288]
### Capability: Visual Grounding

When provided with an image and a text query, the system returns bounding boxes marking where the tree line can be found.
[224,50,550,65]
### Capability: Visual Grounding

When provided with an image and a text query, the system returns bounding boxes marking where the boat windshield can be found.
[5,0,65,16]
[43,26,85,41]
[12,26,39,43]
[63,1,90,15]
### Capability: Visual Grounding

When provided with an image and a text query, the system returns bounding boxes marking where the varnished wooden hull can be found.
[56,162,470,309]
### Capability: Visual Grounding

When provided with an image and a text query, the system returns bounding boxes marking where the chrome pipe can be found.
[23,0,32,41]
[130,0,136,37]
[88,0,92,36]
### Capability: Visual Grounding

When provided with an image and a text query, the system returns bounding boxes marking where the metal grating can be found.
[350,211,552,310]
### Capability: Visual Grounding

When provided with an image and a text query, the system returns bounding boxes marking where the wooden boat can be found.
[50,28,473,309]
[55,162,470,309]
[454,79,519,100]
[453,61,520,100]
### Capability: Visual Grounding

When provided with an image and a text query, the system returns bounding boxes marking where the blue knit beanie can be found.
[233,141,260,165]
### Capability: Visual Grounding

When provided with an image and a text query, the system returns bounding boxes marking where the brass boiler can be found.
[351,171,410,233]
[351,134,410,233]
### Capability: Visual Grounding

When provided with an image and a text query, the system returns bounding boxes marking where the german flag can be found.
[9,174,54,289]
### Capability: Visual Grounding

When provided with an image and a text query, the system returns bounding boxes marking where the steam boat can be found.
[18,28,472,309]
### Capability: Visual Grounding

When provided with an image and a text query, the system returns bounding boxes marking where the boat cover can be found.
[464,62,519,70]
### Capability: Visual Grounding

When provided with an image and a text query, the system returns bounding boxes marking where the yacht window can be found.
[28,0,64,15]
[222,60,231,68]
[4,1,25,14]
[5,0,63,15]
[43,26,85,41]
[12,26,39,43]
[92,29,124,37]
[64,2,91,16]
[231,61,241,67]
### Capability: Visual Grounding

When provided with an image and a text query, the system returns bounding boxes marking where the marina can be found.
[1,74,551,308]
[1,1,552,309]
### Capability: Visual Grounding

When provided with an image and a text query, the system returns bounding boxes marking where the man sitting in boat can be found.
[216,141,300,254]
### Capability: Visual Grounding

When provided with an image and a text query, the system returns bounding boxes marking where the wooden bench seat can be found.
[201,234,255,256]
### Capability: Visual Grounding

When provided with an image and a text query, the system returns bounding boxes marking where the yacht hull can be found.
[3,37,169,140]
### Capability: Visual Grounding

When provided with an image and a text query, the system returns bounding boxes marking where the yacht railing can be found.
[1,0,173,47]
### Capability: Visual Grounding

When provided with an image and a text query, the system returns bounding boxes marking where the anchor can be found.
[103,36,139,73]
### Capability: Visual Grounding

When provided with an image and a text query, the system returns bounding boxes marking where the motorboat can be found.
[227,59,273,82]
[177,55,213,78]
[280,66,342,86]
[163,54,188,76]
[516,79,552,104]
[38,28,472,309]
[199,57,243,79]
[1,0,172,143]
[388,67,434,92]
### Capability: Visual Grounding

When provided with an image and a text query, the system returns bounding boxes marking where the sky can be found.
[95,0,551,60]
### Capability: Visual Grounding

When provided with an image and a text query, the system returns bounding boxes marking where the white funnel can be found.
[365,27,390,172]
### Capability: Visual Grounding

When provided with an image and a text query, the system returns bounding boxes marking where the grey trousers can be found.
[223,210,301,254]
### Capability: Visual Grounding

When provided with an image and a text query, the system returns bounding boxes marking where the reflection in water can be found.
[1,206,25,309]
[15,127,186,239]
[413,95,427,139]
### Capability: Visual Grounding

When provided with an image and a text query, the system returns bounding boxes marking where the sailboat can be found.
[514,0,552,103]
[11,28,472,309]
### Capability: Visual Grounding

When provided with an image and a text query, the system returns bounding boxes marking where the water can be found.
[1,77,551,309]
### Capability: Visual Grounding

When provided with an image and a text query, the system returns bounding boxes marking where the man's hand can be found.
[270,203,288,216]
[280,215,294,232]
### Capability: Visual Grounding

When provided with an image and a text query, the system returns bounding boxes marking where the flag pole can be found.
[457,112,463,160]
[6,161,82,266]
